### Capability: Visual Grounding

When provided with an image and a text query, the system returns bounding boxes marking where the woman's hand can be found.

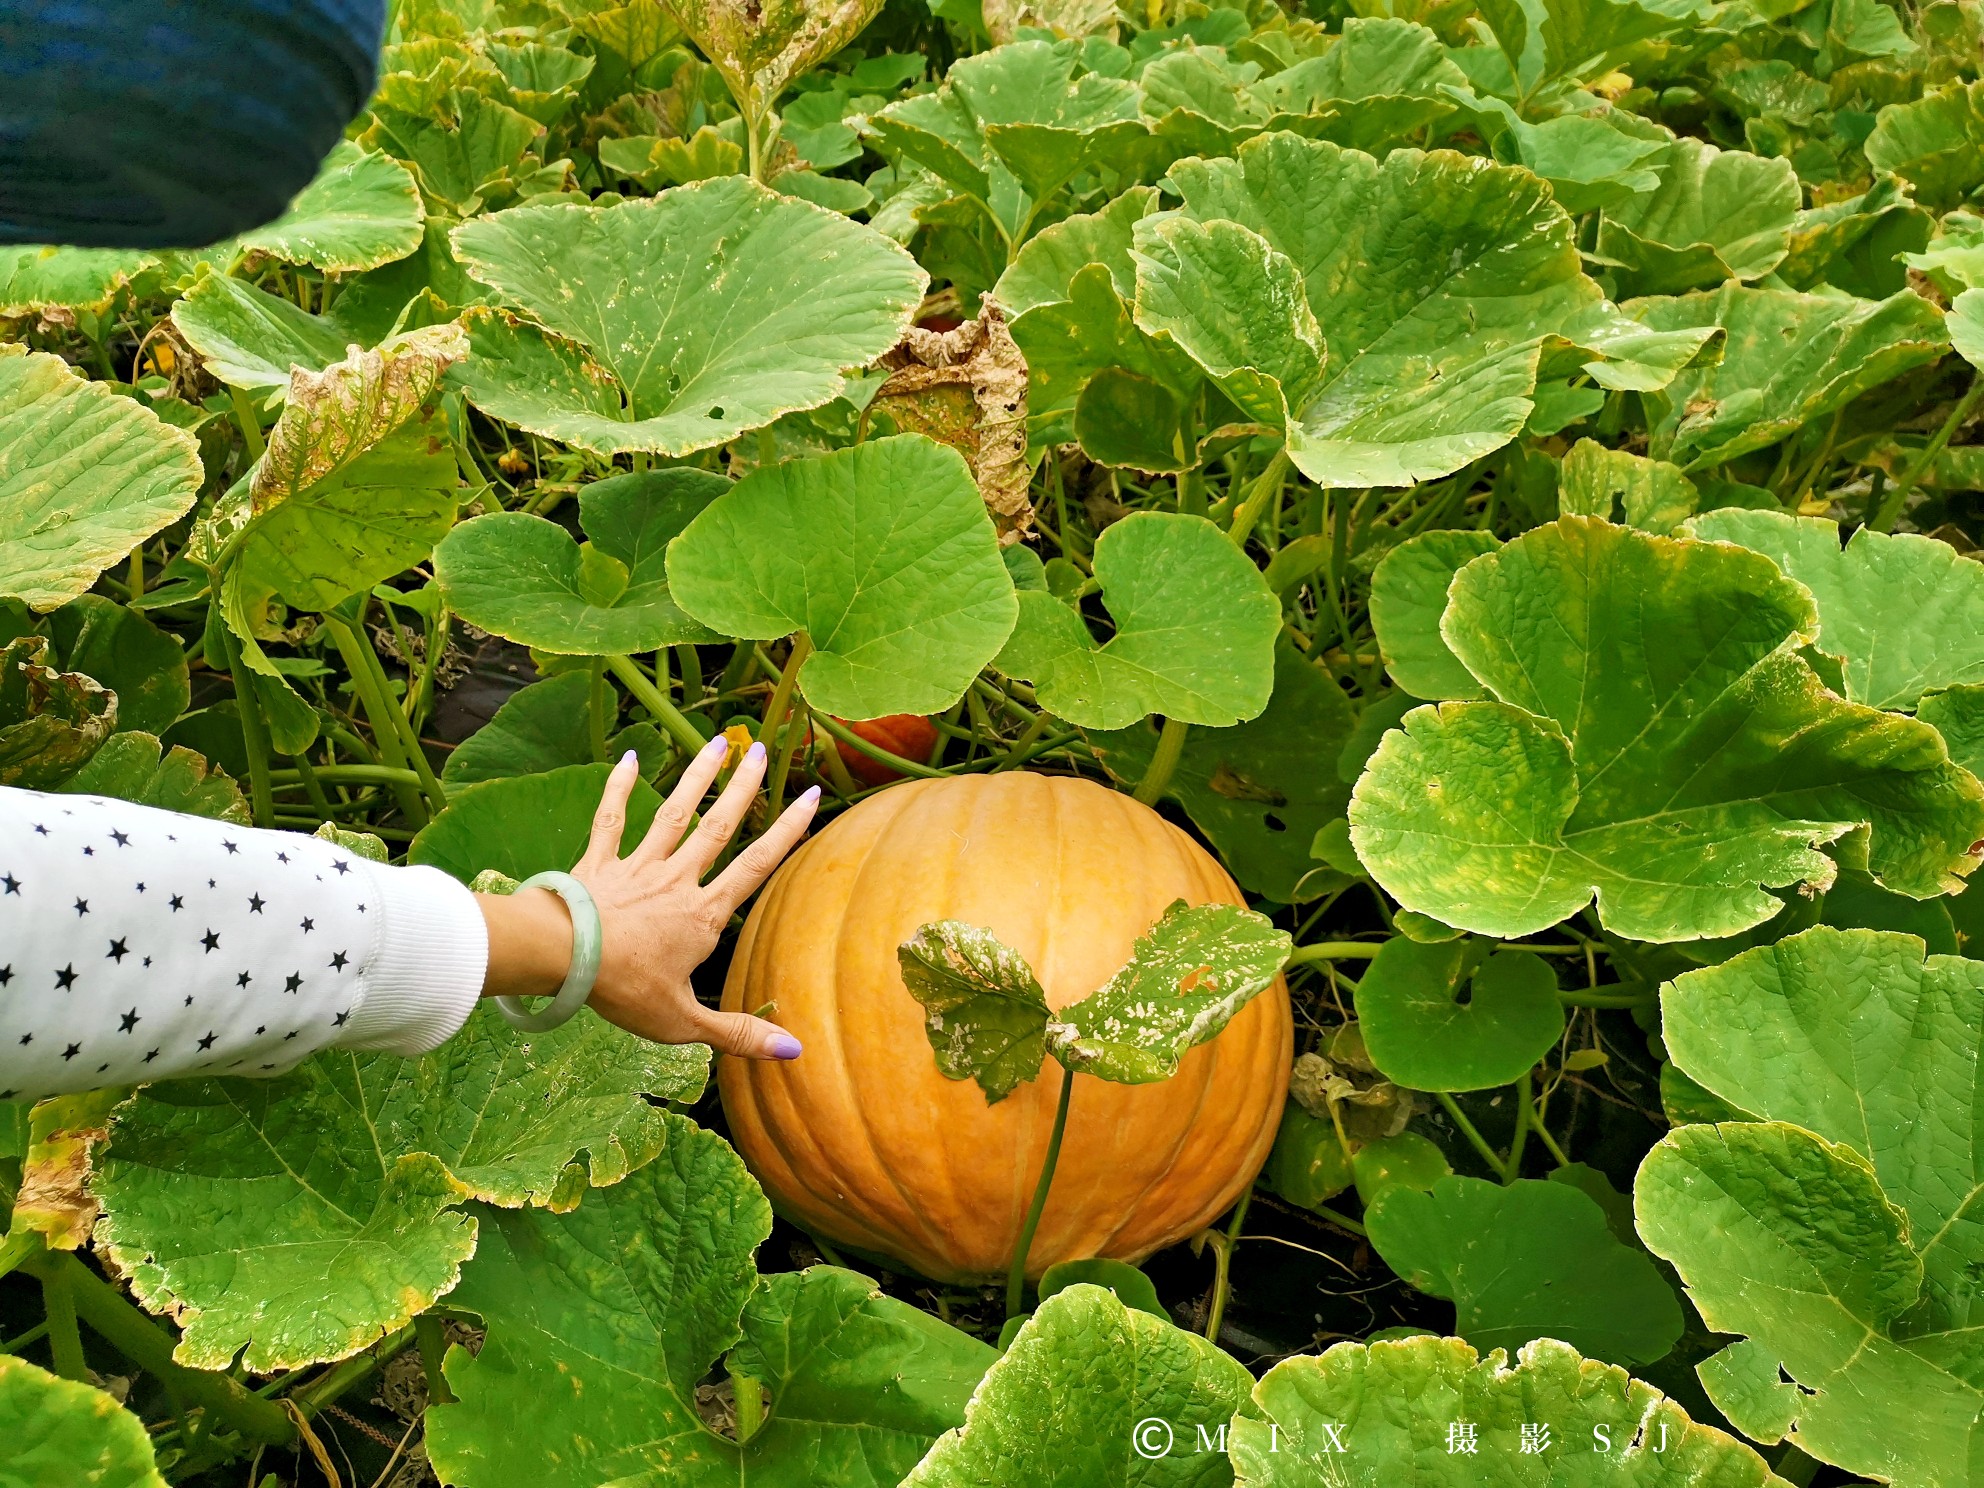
[477,738,820,1059]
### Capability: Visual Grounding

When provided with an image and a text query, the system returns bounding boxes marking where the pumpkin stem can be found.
[1132,716,1190,806]
[1007,1062,1076,1320]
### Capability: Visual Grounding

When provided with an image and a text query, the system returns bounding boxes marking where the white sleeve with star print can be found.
[0,787,490,1104]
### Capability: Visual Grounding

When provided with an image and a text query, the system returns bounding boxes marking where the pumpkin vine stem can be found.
[1434,1091,1509,1181]
[1133,716,1189,805]
[1007,1063,1076,1320]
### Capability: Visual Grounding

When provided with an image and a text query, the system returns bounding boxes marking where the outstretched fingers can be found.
[633,733,729,864]
[674,740,768,877]
[688,1001,803,1061]
[704,786,821,921]
[577,750,642,870]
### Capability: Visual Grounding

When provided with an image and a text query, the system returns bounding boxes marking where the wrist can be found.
[476,888,575,1000]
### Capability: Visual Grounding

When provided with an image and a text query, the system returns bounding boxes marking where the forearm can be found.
[475,889,574,1001]
[0,786,487,1104]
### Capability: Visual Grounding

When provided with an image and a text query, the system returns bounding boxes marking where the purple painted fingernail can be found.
[769,1031,803,1060]
[798,785,822,806]
[700,734,727,757]
[745,741,767,764]
[617,748,638,769]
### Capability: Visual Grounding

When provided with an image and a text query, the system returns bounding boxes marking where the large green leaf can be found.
[1248,18,1467,155]
[427,1112,995,1487]
[0,351,203,612]
[668,435,1018,719]
[1865,80,1984,210]
[1230,1335,1784,1484]
[0,636,115,789]
[449,180,925,456]
[34,596,188,736]
[902,1283,1254,1488]
[436,469,723,655]
[1353,936,1564,1091]
[1638,1122,1980,1486]
[994,512,1279,729]
[411,762,663,883]
[897,920,1052,1104]
[229,141,426,273]
[665,0,884,115]
[1596,138,1800,297]
[1348,518,1984,941]
[1635,284,1948,471]
[59,733,249,823]
[92,1006,707,1370]
[0,247,157,314]
[1141,133,1602,488]
[1557,437,1697,532]
[1086,640,1357,901]
[1688,509,1984,711]
[1368,529,1501,701]
[1475,0,1710,97]
[1367,1176,1683,1367]
[171,271,356,397]
[221,325,464,640]
[0,1356,166,1488]
[440,672,667,789]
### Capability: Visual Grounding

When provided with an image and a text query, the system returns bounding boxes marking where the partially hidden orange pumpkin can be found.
[718,771,1293,1284]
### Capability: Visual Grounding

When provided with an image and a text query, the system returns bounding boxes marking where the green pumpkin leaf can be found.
[668,435,1018,719]
[1046,900,1291,1083]
[1953,288,1984,371]
[427,1113,996,1488]
[93,1005,706,1370]
[1147,132,1601,488]
[1696,1338,1802,1447]
[0,351,203,612]
[1449,92,1667,217]
[1596,138,1800,297]
[410,762,663,883]
[667,0,885,114]
[1637,1121,1975,1485]
[1367,1176,1683,1367]
[1920,682,1984,776]
[898,920,1053,1104]
[436,469,723,655]
[362,93,543,219]
[1557,437,1696,532]
[1368,529,1501,701]
[1351,1130,1451,1206]
[37,595,188,736]
[229,141,426,272]
[1353,937,1565,1092]
[1634,284,1948,471]
[995,511,1279,729]
[449,182,924,456]
[59,733,249,823]
[1265,1101,1355,1209]
[1249,18,1465,154]
[0,247,157,314]
[0,636,115,789]
[1231,1335,1781,1484]
[171,271,356,396]
[441,672,668,789]
[1688,508,1984,710]
[902,1284,1253,1488]
[1086,639,1357,902]
[1035,1258,1167,1319]
[231,324,467,619]
[1349,518,1984,942]
[0,1356,166,1488]
[1865,79,1984,210]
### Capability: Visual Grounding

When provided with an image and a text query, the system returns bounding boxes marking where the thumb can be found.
[691,1005,802,1062]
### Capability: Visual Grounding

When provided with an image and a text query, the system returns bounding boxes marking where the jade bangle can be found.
[494,871,603,1032]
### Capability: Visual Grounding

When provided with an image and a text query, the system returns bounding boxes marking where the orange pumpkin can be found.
[718,772,1293,1283]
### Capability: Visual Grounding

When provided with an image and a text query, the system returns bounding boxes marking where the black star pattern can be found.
[32,824,47,835]
[142,957,150,968]
[1,873,18,894]
[73,897,88,916]
[109,830,129,847]
[182,996,193,1007]
[52,965,77,991]
[236,971,252,988]
[332,859,351,875]
[357,903,367,914]
[80,845,92,857]
[106,938,128,962]
[118,1008,139,1033]
[61,1043,78,1061]
[200,929,220,953]
[96,1063,108,1073]
[143,1048,159,1063]
[247,894,265,914]
[17,1033,29,1046]
[284,1030,298,1040]
[276,851,290,864]
[168,894,184,911]
[333,1011,350,1026]
[299,916,314,933]
[255,1025,266,1035]
[207,878,215,888]
[0,966,10,986]
[283,972,304,993]
[222,840,239,855]
[198,1032,217,1050]
[134,882,145,893]
[330,951,349,971]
